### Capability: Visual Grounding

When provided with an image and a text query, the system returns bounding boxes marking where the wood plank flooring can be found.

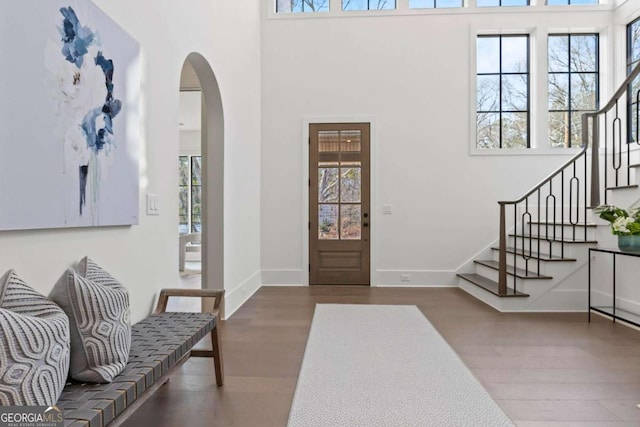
[123,286,640,426]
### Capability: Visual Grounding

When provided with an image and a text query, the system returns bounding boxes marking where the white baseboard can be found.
[261,268,459,287]
[261,269,304,286]
[375,270,458,286]
[224,270,262,319]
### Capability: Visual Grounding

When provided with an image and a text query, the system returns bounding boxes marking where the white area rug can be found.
[288,304,514,427]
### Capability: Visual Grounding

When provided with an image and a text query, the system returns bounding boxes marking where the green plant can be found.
[593,205,640,235]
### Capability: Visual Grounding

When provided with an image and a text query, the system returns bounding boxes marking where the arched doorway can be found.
[179,53,224,300]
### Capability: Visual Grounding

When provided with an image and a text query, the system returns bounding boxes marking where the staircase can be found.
[458,63,640,312]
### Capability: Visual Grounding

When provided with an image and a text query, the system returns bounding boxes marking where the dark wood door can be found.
[309,123,370,285]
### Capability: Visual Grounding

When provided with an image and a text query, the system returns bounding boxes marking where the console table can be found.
[588,247,640,326]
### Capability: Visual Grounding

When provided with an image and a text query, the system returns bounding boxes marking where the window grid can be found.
[178,155,202,234]
[547,0,598,4]
[409,0,462,8]
[476,35,530,149]
[628,16,640,143]
[548,34,599,148]
[343,0,396,11]
[191,156,202,233]
[476,0,529,7]
[276,0,329,13]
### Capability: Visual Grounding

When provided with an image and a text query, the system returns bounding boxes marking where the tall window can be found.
[343,0,395,10]
[409,0,462,8]
[178,155,202,234]
[548,34,599,148]
[628,17,640,142]
[476,35,530,149]
[277,0,329,13]
[477,0,529,6]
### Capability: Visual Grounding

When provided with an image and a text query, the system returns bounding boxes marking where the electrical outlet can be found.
[400,274,411,282]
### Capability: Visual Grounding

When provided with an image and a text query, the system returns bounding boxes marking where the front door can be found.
[309,123,370,285]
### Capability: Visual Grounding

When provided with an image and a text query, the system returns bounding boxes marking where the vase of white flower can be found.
[618,235,640,252]
[593,205,640,253]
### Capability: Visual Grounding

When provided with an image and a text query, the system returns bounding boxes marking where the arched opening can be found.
[178,53,224,301]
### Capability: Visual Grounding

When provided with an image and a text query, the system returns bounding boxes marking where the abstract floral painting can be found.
[0,0,140,230]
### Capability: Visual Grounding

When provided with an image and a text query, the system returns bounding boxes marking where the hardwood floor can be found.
[123,286,640,426]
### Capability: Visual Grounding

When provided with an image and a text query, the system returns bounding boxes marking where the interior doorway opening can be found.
[174,53,225,314]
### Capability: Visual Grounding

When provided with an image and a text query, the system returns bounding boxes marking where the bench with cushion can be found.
[57,288,224,427]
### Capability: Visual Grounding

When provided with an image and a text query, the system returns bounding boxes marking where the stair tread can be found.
[458,273,529,297]
[491,246,577,261]
[474,260,552,279]
[630,163,640,168]
[528,221,597,227]
[606,184,639,190]
[507,234,597,244]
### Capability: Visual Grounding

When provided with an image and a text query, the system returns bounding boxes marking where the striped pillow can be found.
[0,270,70,406]
[50,258,131,383]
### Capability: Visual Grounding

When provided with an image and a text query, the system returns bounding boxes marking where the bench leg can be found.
[211,326,224,386]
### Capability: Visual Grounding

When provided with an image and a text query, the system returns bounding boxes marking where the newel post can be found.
[498,202,507,296]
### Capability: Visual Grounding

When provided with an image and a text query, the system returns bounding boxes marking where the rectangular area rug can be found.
[288,304,514,426]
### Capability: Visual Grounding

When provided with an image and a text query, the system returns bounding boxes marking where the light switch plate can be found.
[146,193,160,215]
[383,204,392,214]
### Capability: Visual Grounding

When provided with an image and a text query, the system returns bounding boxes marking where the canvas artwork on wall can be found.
[0,0,140,230]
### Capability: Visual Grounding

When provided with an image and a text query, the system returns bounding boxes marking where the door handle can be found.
[363,223,369,227]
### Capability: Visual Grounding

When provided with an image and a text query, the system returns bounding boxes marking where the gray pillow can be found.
[50,257,131,383]
[0,270,70,406]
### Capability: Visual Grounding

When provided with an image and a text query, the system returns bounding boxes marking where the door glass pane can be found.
[340,168,361,203]
[341,205,361,240]
[319,131,340,153]
[340,130,361,152]
[319,205,339,240]
[319,168,339,203]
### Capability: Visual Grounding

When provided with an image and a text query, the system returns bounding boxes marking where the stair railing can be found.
[497,61,640,295]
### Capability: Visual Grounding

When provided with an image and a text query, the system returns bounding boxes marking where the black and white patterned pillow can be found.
[0,270,70,405]
[50,258,131,383]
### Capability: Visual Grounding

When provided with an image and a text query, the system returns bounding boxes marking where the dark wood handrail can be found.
[496,61,640,295]
[498,60,640,207]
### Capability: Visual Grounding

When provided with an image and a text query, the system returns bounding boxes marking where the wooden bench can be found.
[57,289,224,427]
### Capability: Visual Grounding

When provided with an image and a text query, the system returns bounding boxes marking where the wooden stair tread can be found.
[507,234,597,244]
[491,246,577,261]
[474,260,552,280]
[630,163,640,168]
[458,273,529,297]
[606,184,639,190]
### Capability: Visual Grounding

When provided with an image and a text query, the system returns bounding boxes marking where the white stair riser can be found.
[504,239,595,258]
[474,264,530,292]
[523,224,597,240]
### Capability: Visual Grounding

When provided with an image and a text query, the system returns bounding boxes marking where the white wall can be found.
[180,131,201,155]
[260,6,616,286]
[0,0,262,322]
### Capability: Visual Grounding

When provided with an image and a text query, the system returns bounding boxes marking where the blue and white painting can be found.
[0,0,139,230]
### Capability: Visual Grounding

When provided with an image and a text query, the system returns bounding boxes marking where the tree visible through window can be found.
[277,0,329,13]
[548,34,599,148]
[476,35,530,149]
[178,155,202,234]
[343,0,395,10]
